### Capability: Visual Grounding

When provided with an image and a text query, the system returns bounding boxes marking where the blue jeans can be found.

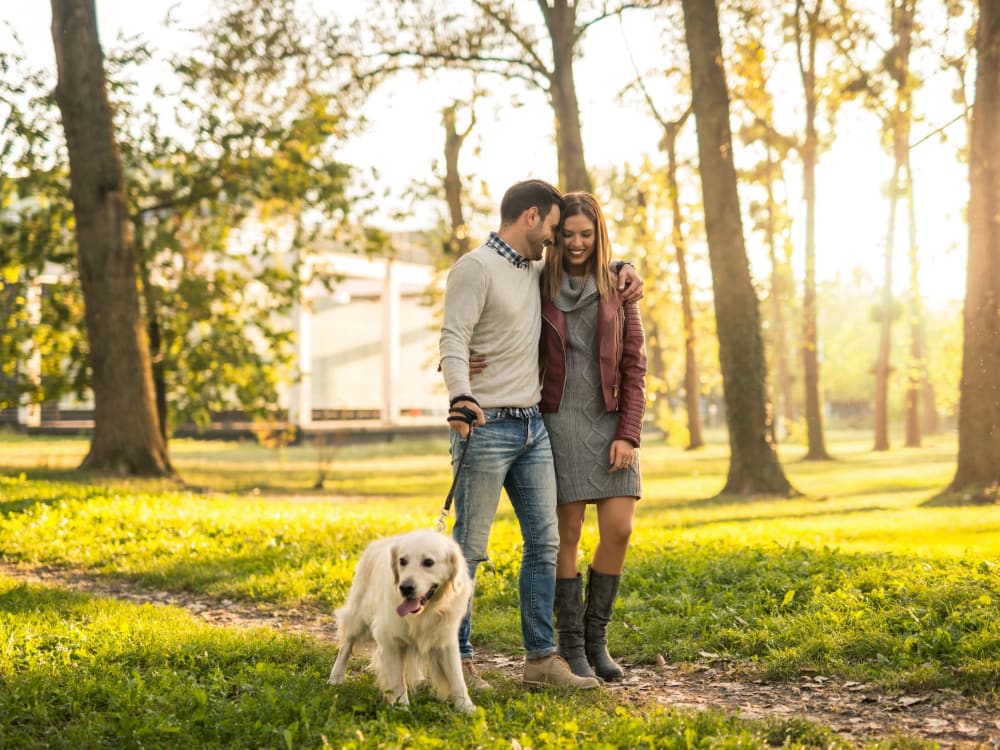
[449,409,559,661]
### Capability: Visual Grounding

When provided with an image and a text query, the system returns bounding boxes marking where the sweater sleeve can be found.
[614,299,648,447]
[439,255,488,400]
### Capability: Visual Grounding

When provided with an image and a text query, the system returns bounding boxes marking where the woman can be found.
[539,191,646,682]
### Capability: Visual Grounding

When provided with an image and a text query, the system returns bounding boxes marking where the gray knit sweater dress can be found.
[542,274,641,505]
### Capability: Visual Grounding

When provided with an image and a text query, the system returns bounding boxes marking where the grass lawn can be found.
[0,429,997,748]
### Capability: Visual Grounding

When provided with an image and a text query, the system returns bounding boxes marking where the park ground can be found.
[1,430,998,748]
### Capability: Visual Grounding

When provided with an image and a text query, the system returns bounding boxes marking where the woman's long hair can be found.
[541,191,615,301]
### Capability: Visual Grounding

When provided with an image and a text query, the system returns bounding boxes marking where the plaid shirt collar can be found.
[486,232,530,269]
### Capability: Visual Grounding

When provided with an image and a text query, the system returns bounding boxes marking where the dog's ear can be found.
[391,545,400,586]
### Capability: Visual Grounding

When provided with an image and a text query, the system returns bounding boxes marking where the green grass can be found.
[0,578,888,750]
[0,431,996,747]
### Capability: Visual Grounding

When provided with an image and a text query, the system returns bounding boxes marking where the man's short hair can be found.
[499,179,564,224]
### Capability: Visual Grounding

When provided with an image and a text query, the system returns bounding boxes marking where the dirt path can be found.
[2,561,997,749]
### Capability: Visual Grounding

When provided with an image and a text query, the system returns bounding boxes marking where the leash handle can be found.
[446,405,479,428]
[438,406,478,532]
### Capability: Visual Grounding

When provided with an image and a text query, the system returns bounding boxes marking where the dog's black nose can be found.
[399,581,415,598]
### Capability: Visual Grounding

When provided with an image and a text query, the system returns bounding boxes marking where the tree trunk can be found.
[680,0,794,496]
[904,157,923,447]
[443,102,473,257]
[764,147,795,441]
[922,379,939,434]
[873,161,897,452]
[800,137,829,458]
[949,0,1000,498]
[664,128,704,450]
[134,217,169,442]
[540,0,592,192]
[51,0,172,476]
[796,0,831,460]
[892,0,922,449]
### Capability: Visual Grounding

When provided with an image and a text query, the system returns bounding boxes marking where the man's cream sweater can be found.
[439,244,542,409]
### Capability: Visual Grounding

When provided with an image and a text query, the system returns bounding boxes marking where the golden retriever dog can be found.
[328,529,475,714]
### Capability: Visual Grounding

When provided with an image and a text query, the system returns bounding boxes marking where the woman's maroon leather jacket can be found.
[539,290,647,446]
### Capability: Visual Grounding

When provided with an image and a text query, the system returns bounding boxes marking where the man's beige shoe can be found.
[523,654,601,689]
[462,659,493,692]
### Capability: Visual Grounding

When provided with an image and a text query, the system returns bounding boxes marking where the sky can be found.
[4,1,970,305]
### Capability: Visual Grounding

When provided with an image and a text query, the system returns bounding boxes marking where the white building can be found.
[4,239,450,437]
[290,247,448,434]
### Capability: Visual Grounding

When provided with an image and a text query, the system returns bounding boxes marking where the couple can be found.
[439,179,648,691]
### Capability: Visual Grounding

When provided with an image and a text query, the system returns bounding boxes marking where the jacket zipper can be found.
[543,316,568,399]
[612,307,623,406]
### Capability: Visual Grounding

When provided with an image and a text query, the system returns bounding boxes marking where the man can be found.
[439,179,642,690]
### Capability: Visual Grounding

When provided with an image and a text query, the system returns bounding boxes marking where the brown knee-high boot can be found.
[554,575,598,679]
[583,566,624,681]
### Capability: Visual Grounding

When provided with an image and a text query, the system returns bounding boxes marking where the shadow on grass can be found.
[653,503,892,529]
[0,495,65,517]
[1,463,449,502]
[1,465,187,491]
[0,474,113,517]
[922,483,1000,507]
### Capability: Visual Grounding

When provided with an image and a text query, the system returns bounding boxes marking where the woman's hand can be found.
[616,265,644,302]
[609,440,636,473]
[469,352,487,375]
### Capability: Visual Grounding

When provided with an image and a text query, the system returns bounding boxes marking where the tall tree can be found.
[838,0,936,449]
[623,39,703,448]
[728,3,799,443]
[659,111,705,450]
[680,0,794,495]
[792,0,834,460]
[50,0,171,475]
[874,0,922,450]
[604,162,714,447]
[6,5,354,441]
[351,0,662,191]
[618,6,705,448]
[949,0,1000,499]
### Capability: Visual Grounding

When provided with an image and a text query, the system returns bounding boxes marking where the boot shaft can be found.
[554,574,597,678]
[583,567,621,629]
[554,574,585,632]
[583,566,624,681]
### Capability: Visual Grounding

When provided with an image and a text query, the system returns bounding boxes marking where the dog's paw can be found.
[454,697,477,715]
[328,671,345,686]
[385,693,410,710]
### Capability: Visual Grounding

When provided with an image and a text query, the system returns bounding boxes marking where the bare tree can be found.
[680,0,795,495]
[442,100,477,257]
[792,0,833,459]
[350,0,663,191]
[624,41,703,449]
[50,0,172,476]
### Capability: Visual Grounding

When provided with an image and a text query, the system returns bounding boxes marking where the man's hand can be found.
[448,400,485,439]
[616,264,644,302]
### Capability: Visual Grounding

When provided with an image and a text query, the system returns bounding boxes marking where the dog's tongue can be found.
[396,598,421,617]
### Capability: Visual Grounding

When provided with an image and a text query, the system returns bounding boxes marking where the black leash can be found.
[437,405,478,532]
